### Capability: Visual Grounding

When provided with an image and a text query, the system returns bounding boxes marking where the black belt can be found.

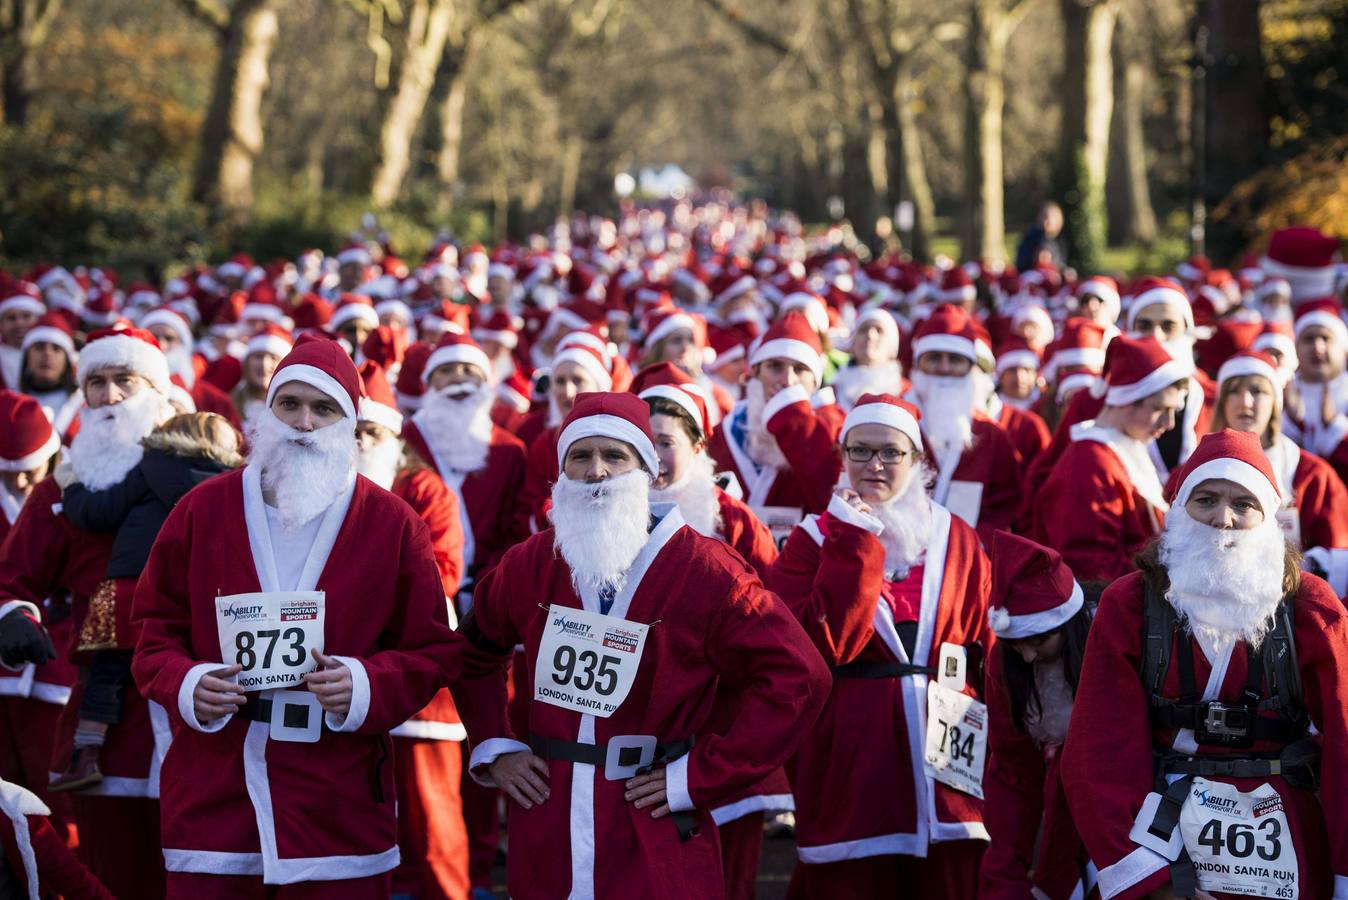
[237,693,319,731]
[831,660,936,679]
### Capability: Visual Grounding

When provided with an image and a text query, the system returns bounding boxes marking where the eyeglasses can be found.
[842,445,909,464]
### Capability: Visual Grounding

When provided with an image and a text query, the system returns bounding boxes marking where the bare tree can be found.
[1107,13,1157,244]
[0,0,63,125]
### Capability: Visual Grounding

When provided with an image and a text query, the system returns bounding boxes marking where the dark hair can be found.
[999,602,1094,735]
[645,396,701,446]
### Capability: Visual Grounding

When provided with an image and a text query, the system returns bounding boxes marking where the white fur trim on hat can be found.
[140,309,194,351]
[552,347,613,391]
[1252,332,1296,361]
[0,429,59,473]
[358,396,404,434]
[1216,355,1278,390]
[646,312,697,348]
[337,246,372,266]
[374,299,413,323]
[841,402,923,456]
[246,333,294,359]
[242,303,286,323]
[557,413,659,476]
[1078,278,1121,308]
[1126,287,1194,332]
[1294,309,1348,345]
[1105,358,1193,407]
[265,363,356,420]
[423,343,493,384]
[854,308,900,358]
[995,349,1040,377]
[77,333,172,396]
[472,327,518,349]
[20,325,76,361]
[749,337,824,383]
[1175,457,1281,518]
[0,295,44,318]
[989,581,1085,640]
[911,333,977,363]
[331,303,379,331]
[1261,255,1337,301]
[1057,372,1099,403]
[1050,346,1107,372]
[639,385,704,439]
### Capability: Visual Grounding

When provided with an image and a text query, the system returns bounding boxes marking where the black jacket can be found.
[63,448,236,579]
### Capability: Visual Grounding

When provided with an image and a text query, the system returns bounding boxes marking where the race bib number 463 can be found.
[215,591,325,690]
[923,681,988,799]
[534,605,648,718]
[1179,779,1298,899]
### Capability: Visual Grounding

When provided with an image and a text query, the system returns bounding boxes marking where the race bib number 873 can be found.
[215,591,325,690]
[534,605,648,718]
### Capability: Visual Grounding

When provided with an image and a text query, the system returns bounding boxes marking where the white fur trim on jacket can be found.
[0,779,50,900]
[323,655,370,732]
[762,382,810,423]
[825,492,885,535]
[1096,845,1168,899]
[664,753,694,812]
[178,662,235,733]
[467,737,532,786]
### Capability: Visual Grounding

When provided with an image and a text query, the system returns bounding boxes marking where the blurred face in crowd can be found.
[752,358,817,398]
[851,320,890,367]
[1220,375,1277,446]
[649,412,702,490]
[0,308,37,348]
[488,275,512,306]
[659,328,701,375]
[148,323,183,354]
[562,436,641,483]
[84,366,149,410]
[997,365,1038,400]
[1078,293,1106,323]
[551,359,599,419]
[270,381,343,432]
[1296,325,1346,383]
[916,351,973,378]
[1,459,50,499]
[1102,383,1187,442]
[1185,478,1265,530]
[23,342,69,389]
[1131,303,1189,346]
[1040,204,1063,238]
[338,262,365,292]
[428,361,487,391]
[244,351,281,393]
[355,420,397,453]
[338,318,374,354]
[842,424,918,505]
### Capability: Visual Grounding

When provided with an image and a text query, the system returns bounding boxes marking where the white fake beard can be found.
[650,452,722,537]
[166,346,195,388]
[832,361,903,409]
[68,389,170,489]
[870,463,934,579]
[743,378,789,469]
[248,408,357,533]
[356,435,403,490]
[551,470,652,595]
[1159,504,1287,653]
[418,383,494,473]
[909,371,975,461]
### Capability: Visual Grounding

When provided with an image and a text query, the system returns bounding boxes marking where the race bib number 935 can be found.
[534,605,648,717]
[215,591,325,690]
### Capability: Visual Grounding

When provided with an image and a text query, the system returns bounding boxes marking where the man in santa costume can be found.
[904,305,1022,541]
[132,333,463,898]
[986,337,1052,473]
[706,311,844,537]
[767,394,992,898]
[0,327,181,899]
[1062,429,1348,900]
[452,391,829,899]
[832,307,905,410]
[1031,335,1189,586]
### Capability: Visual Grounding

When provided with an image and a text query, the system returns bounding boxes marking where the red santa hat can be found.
[330,295,380,332]
[246,323,295,359]
[356,360,404,434]
[1262,227,1339,302]
[396,341,433,411]
[1168,428,1281,517]
[642,306,700,348]
[265,333,363,421]
[290,293,334,331]
[139,307,194,351]
[934,267,976,305]
[19,312,77,362]
[0,282,44,318]
[552,343,614,392]
[705,326,749,373]
[631,362,711,440]
[1044,318,1109,380]
[82,290,122,327]
[1010,302,1053,338]
[472,309,520,349]
[713,274,757,306]
[779,292,830,335]
[374,298,413,326]
[1252,321,1296,362]
[853,307,900,360]
[423,332,493,385]
[241,285,288,325]
[336,242,373,268]
[911,304,980,363]
[216,253,253,279]
[419,300,471,338]
[994,337,1041,377]
[1126,277,1193,332]
[361,325,408,371]
[1216,350,1280,392]
[77,326,172,396]
[1292,298,1348,346]
[497,366,533,414]
[749,311,824,382]
[841,394,923,454]
[1100,335,1192,407]
[0,390,59,472]
[1076,275,1121,321]
[556,391,659,476]
[987,532,1084,640]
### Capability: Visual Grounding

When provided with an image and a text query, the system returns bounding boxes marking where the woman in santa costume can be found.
[132,334,463,898]
[1282,299,1348,485]
[636,306,733,424]
[831,307,906,411]
[1030,335,1191,587]
[768,394,993,899]
[980,531,1096,900]
[1062,429,1348,899]
[355,361,472,900]
[453,392,829,899]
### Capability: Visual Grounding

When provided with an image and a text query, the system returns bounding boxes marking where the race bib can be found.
[752,505,804,550]
[215,591,325,691]
[534,605,649,718]
[1178,779,1298,899]
[1276,507,1301,547]
[943,481,983,529]
[923,681,988,798]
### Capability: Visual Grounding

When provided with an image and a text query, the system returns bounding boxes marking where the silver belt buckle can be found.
[604,734,657,781]
[269,689,323,743]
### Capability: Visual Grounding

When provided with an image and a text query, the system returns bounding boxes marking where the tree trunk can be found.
[1054,0,1116,270]
[962,1,1011,264]
[369,0,456,208]
[1,0,64,126]
[191,0,279,227]
[1,51,29,125]
[894,58,935,261]
[1109,30,1158,244]
[558,132,583,218]
[428,28,481,217]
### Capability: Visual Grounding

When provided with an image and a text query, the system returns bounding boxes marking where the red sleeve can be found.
[718,492,778,580]
[1038,446,1135,584]
[975,425,1024,541]
[29,814,115,900]
[395,467,464,596]
[1295,454,1348,550]
[0,480,70,612]
[130,502,202,731]
[451,547,526,752]
[519,430,558,534]
[763,389,843,514]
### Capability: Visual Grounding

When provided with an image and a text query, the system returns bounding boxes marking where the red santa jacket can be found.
[191,378,242,431]
[0,780,112,900]
[0,496,76,709]
[0,477,162,798]
[766,495,993,862]
[706,384,845,516]
[1061,571,1348,900]
[714,488,778,579]
[921,411,1023,546]
[131,468,462,883]
[519,425,562,534]
[1031,425,1166,585]
[453,509,830,899]
[992,395,1052,474]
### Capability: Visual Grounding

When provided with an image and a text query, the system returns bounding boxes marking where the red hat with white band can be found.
[552,344,614,392]
[265,333,363,421]
[994,337,1041,377]
[642,306,699,348]
[631,362,711,440]
[1262,227,1339,302]
[78,326,172,396]
[140,307,194,351]
[331,295,380,332]
[987,531,1084,640]
[0,282,44,318]
[1292,298,1348,346]
[247,324,295,359]
[1216,350,1280,391]
[20,312,77,362]
[1252,322,1296,364]
[841,393,923,453]
[1126,277,1193,332]
[0,390,59,473]
[556,391,659,476]
[911,304,980,363]
[356,360,404,434]
[1167,428,1282,517]
[1100,335,1192,407]
[748,311,824,383]
[422,332,493,385]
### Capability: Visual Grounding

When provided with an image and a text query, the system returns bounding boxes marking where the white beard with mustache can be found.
[67,388,171,489]
[356,435,403,490]
[743,378,789,469]
[869,463,935,580]
[248,408,358,533]
[832,361,903,410]
[909,371,976,462]
[650,452,722,538]
[551,470,652,596]
[1159,503,1288,655]
[416,383,494,473]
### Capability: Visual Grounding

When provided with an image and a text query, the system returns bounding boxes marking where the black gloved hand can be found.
[0,609,57,667]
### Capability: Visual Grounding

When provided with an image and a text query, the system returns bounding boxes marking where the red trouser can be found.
[786,839,986,900]
[0,695,75,841]
[166,872,391,899]
[716,813,764,900]
[71,795,165,900]
[460,763,500,890]
[391,737,469,900]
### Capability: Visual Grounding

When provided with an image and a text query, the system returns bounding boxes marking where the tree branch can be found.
[177,0,230,33]
[1005,0,1039,32]
[698,0,794,56]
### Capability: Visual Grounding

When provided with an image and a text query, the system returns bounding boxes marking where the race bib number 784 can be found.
[215,591,325,690]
